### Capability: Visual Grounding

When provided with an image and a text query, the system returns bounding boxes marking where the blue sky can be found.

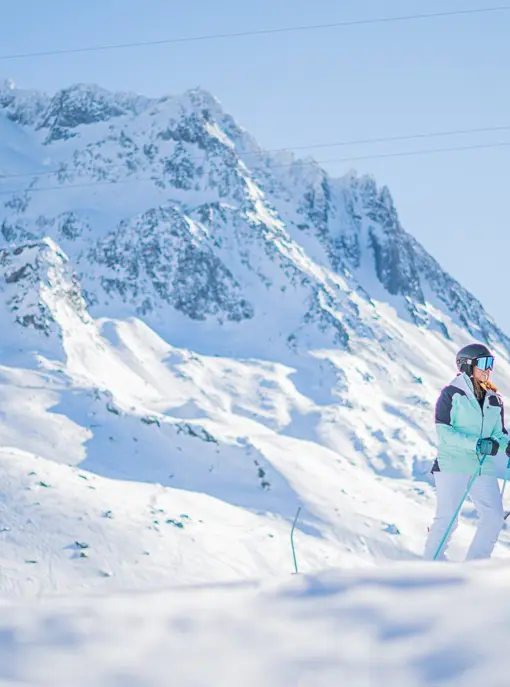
[1,0,509,332]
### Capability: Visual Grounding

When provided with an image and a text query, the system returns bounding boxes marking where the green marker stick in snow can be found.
[291,506,301,574]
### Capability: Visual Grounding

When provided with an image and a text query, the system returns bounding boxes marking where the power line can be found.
[316,139,510,165]
[0,6,508,61]
[1,123,509,183]
[287,124,510,154]
[0,139,508,198]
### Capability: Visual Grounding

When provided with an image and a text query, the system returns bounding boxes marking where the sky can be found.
[0,0,509,332]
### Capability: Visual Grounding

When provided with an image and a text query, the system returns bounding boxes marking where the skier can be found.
[423,343,510,561]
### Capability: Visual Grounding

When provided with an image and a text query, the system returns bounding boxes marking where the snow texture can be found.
[0,564,509,686]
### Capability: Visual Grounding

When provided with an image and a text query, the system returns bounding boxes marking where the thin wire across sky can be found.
[0,5,508,61]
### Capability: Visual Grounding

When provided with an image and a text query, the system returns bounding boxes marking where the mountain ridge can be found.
[0,79,506,355]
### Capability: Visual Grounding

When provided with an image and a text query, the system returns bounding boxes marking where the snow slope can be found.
[0,78,510,604]
[1,563,509,687]
[1,279,510,600]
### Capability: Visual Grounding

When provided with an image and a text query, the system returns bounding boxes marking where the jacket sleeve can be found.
[435,385,478,453]
[491,395,510,449]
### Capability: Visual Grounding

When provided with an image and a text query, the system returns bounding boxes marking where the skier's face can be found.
[473,364,491,383]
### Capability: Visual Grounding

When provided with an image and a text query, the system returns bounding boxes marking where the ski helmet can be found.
[456,342,494,375]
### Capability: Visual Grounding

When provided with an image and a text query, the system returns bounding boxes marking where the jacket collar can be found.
[451,372,483,409]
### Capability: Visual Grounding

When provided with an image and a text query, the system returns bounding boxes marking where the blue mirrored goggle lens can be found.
[475,356,494,371]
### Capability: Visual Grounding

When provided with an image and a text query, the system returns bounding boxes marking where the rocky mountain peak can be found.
[0,80,508,357]
[37,83,154,143]
[0,79,50,127]
[0,238,91,339]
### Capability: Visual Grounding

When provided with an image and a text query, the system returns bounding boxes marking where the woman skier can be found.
[424,343,510,561]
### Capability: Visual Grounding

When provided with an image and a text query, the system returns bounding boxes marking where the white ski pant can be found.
[423,472,504,561]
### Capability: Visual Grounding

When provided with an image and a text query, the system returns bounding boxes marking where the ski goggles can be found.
[474,356,495,371]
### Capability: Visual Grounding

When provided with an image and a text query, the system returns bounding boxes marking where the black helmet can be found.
[456,342,494,375]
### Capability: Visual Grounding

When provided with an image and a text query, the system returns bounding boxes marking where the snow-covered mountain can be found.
[0,78,510,597]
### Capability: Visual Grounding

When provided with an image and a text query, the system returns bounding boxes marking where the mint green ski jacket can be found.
[434,372,509,475]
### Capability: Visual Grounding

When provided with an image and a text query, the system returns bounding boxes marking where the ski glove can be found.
[506,443,510,458]
[477,437,499,456]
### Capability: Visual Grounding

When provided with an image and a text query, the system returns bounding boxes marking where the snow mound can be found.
[0,562,508,686]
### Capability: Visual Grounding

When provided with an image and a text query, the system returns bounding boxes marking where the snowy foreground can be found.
[1,562,509,686]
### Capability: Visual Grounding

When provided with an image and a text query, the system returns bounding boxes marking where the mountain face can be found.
[0,79,506,354]
[0,239,88,332]
[0,78,510,595]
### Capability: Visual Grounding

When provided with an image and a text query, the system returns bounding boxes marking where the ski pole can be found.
[502,459,510,519]
[433,454,488,561]
[502,473,508,501]
[501,458,510,500]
